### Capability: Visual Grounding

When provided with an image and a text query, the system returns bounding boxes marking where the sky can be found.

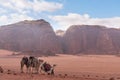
[0,0,120,30]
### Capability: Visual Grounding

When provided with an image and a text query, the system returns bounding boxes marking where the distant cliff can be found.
[59,25,120,54]
[0,20,120,55]
[0,19,62,56]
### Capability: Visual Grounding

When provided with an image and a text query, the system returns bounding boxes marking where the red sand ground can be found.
[0,50,120,80]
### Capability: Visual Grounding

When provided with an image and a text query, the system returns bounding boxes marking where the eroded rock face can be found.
[0,19,62,55]
[61,25,120,54]
[96,30,115,53]
[1,20,120,55]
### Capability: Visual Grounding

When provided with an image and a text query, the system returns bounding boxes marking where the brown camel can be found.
[40,62,56,75]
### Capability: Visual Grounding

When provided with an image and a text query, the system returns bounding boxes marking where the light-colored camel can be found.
[20,56,43,74]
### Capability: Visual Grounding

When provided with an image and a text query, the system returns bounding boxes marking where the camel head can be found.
[53,64,57,67]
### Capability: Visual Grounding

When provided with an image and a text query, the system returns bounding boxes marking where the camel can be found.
[20,56,44,74]
[20,56,29,73]
[28,56,43,74]
[40,62,56,75]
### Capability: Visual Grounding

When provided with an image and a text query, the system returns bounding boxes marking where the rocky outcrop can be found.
[61,25,120,54]
[1,20,120,55]
[96,30,115,53]
[0,19,62,55]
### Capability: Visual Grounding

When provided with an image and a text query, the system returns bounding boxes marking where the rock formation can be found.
[0,19,62,55]
[0,20,120,55]
[61,25,120,54]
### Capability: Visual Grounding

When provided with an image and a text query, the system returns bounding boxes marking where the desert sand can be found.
[0,50,120,80]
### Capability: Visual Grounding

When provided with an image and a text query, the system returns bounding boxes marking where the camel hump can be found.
[22,56,28,62]
[29,56,35,60]
[43,62,52,72]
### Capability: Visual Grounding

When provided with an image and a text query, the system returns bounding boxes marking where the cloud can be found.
[0,0,63,26]
[0,8,7,14]
[32,0,63,12]
[50,13,120,30]
[0,13,33,26]
[0,0,63,13]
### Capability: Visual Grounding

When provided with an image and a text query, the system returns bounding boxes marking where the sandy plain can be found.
[0,49,120,80]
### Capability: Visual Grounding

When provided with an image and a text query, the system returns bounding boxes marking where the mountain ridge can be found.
[0,19,120,55]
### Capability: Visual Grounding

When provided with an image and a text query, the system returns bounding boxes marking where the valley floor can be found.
[0,50,120,80]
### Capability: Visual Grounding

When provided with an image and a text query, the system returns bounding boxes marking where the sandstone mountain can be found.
[60,25,120,54]
[0,19,62,56]
[0,20,120,55]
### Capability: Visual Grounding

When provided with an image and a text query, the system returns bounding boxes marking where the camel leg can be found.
[28,67,31,74]
[51,69,54,75]
[26,65,29,73]
[21,62,24,73]
[36,65,40,74]
[49,68,54,75]
[29,67,33,74]
[36,67,39,74]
